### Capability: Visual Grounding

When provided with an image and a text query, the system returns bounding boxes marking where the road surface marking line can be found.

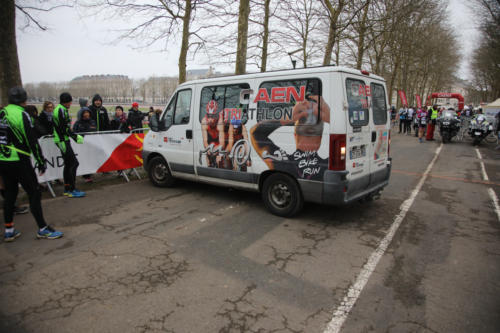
[323,143,443,333]
[392,169,500,187]
[488,188,500,222]
[476,149,500,222]
[475,148,489,181]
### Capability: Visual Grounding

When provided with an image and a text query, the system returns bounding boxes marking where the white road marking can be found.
[475,148,489,181]
[476,148,500,222]
[488,188,500,222]
[323,143,443,333]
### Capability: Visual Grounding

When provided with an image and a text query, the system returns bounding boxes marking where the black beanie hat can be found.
[60,92,73,104]
[8,87,28,105]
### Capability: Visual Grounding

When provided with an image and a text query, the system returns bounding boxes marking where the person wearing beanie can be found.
[52,92,86,198]
[88,94,110,131]
[127,102,146,132]
[76,97,88,121]
[0,86,63,242]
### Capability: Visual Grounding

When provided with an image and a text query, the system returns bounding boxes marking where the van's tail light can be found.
[329,134,346,171]
[388,130,391,157]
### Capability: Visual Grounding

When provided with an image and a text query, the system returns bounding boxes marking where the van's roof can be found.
[179,66,385,87]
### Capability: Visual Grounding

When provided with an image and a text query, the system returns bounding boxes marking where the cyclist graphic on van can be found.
[251,94,331,181]
[223,110,251,171]
[200,100,224,167]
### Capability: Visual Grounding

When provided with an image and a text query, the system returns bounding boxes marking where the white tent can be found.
[484,98,500,123]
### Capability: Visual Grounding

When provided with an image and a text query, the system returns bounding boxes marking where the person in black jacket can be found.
[73,109,97,133]
[38,101,55,137]
[110,106,129,132]
[127,102,146,132]
[24,105,44,139]
[88,94,110,132]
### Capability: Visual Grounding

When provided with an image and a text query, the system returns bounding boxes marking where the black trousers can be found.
[61,141,79,192]
[0,159,47,228]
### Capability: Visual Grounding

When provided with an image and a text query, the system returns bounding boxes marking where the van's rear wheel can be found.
[262,173,303,217]
[148,156,175,187]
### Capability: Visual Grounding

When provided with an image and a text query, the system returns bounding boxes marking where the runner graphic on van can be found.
[251,93,331,181]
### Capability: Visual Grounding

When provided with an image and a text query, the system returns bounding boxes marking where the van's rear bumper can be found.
[299,158,392,205]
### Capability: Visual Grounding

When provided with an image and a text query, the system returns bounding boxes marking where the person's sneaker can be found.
[14,206,29,215]
[65,190,85,198]
[4,229,21,242]
[74,189,86,196]
[37,226,63,239]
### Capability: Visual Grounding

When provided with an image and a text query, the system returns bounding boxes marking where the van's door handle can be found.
[371,131,376,142]
[186,129,192,139]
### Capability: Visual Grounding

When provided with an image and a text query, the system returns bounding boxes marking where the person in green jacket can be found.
[52,92,85,198]
[0,87,63,242]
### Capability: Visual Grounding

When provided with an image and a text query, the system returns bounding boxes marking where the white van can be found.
[143,66,392,216]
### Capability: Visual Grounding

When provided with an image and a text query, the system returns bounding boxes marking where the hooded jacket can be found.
[76,98,88,121]
[88,94,110,131]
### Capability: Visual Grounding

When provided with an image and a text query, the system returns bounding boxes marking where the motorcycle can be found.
[468,114,493,146]
[438,110,460,143]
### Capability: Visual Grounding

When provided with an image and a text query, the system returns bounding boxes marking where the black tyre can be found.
[148,156,175,187]
[261,173,303,217]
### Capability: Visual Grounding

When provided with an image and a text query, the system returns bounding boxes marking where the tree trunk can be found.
[322,0,344,66]
[260,0,271,72]
[355,0,370,70]
[0,0,22,106]
[178,0,192,84]
[235,0,250,75]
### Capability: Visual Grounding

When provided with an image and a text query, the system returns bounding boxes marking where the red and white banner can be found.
[416,94,422,109]
[398,90,408,107]
[36,133,144,182]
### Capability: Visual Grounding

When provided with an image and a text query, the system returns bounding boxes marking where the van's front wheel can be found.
[148,156,175,187]
[262,173,303,217]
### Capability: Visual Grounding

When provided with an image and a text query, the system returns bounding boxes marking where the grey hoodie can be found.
[77,98,89,121]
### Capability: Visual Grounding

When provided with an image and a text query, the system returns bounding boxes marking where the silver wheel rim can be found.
[153,163,168,181]
[269,182,291,208]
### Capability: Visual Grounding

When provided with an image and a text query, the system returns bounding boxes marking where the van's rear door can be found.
[368,82,390,185]
[343,75,371,195]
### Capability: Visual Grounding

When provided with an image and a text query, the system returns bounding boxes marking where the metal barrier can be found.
[39,129,148,197]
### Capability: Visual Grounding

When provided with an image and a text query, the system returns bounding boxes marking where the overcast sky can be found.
[17,0,480,83]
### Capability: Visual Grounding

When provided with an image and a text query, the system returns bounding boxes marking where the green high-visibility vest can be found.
[52,104,70,143]
[430,108,438,120]
[0,104,31,162]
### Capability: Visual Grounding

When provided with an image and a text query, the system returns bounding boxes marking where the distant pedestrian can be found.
[24,105,44,139]
[127,102,146,132]
[406,107,414,135]
[149,108,164,132]
[426,104,438,141]
[73,109,96,183]
[88,94,110,131]
[417,107,428,143]
[53,92,86,198]
[76,98,88,121]
[110,106,129,133]
[38,101,55,137]
[398,107,407,134]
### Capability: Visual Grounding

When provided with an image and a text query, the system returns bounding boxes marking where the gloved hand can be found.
[36,161,47,175]
[57,141,67,153]
[76,135,84,144]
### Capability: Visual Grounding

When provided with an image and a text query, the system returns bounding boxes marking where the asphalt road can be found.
[1,131,499,333]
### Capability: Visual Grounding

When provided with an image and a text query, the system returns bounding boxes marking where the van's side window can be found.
[346,78,369,126]
[257,79,322,123]
[163,93,177,128]
[173,89,192,124]
[199,83,250,122]
[371,83,387,125]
